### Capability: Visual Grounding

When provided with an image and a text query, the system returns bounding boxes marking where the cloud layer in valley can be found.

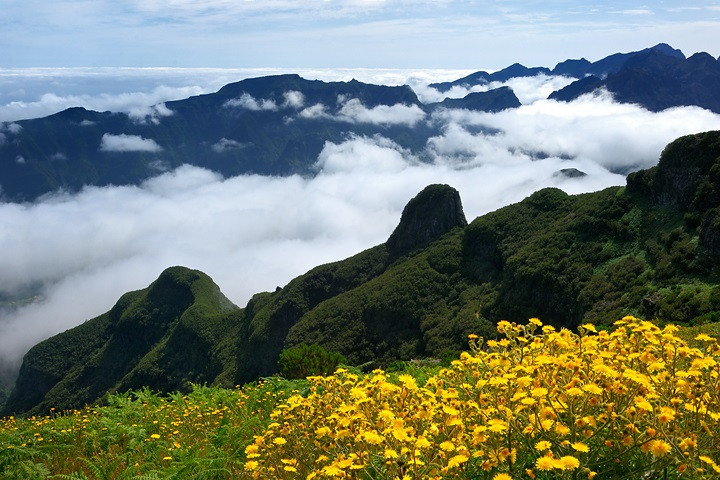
[1,71,720,377]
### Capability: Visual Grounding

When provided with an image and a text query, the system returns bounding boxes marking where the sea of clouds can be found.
[1,67,720,375]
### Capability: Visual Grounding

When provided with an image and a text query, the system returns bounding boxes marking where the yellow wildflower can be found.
[648,439,672,457]
[657,406,675,423]
[535,440,552,451]
[397,374,418,390]
[493,473,513,480]
[531,387,548,397]
[536,456,555,471]
[558,456,580,470]
[572,442,589,453]
[440,440,455,452]
[384,448,398,459]
[447,454,469,469]
[415,436,432,449]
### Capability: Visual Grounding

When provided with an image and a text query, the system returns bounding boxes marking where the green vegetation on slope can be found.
[4,131,720,417]
[1,267,240,417]
[282,132,720,363]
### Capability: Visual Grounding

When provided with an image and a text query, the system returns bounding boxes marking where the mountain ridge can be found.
[549,48,720,112]
[0,77,519,202]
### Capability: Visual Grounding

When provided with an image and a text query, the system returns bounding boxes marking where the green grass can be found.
[0,379,299,479]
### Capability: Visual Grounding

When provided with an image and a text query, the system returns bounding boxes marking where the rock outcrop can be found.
[387,184,467,256]
[627,131,720,211]
[429,87,521,112]
[1,267,239,416]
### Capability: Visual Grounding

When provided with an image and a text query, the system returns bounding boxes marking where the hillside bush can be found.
[277,343,346,379]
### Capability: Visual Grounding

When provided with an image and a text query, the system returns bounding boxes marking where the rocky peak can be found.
[650,43,685,60]
[430,87,521,112]
[387,184,467,256]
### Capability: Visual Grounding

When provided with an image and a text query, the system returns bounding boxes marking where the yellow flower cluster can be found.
[246,317,720,479]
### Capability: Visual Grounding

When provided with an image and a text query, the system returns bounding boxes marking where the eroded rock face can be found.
[701,208,720,255]
[627,131,720,211]
[387,184,467,256]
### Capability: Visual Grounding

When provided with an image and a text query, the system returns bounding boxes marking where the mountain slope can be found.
[236,131,720,368]
[4,131,720,416]
[1,267,239,416]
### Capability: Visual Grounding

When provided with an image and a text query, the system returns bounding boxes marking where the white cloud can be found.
[224,93,278,111]
[338,98,426,126]
[0,85,204,123]
[15,156,26,165]
[413,74,577,105]
[99,133,163,152]
[128,103,174,124]
[4,123,23,134]
[315,135,415,174]
[283,90,305,108]
[211,138,248,153]
[299,97,426,126]
[428,90,720,171]
[49,152,67,161]
[299,103,330,119]
[614,9,654,16]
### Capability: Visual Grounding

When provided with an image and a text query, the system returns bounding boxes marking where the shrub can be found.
[277,344,346,379]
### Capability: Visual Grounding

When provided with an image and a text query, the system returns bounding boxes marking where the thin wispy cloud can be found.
[0,86,204,122]
[211,138,248,153]
[99,133,163,152]
[299,97,426,126]
[128,103,174,124]
[224,93,279,111]
[613,9,654,16]
[2,1,719,69]
[413,75,577,105]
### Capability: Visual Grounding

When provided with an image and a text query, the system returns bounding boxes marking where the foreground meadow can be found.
[2,316,720,479]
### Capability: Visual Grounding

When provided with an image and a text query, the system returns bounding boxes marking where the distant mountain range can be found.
[1,43,719,202]
[0,76,517,202]
[3,129,719,416]
[549,46,720,113]
[430,43,687,91]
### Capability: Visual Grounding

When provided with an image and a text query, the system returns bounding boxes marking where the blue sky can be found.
[2,1,720,68]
